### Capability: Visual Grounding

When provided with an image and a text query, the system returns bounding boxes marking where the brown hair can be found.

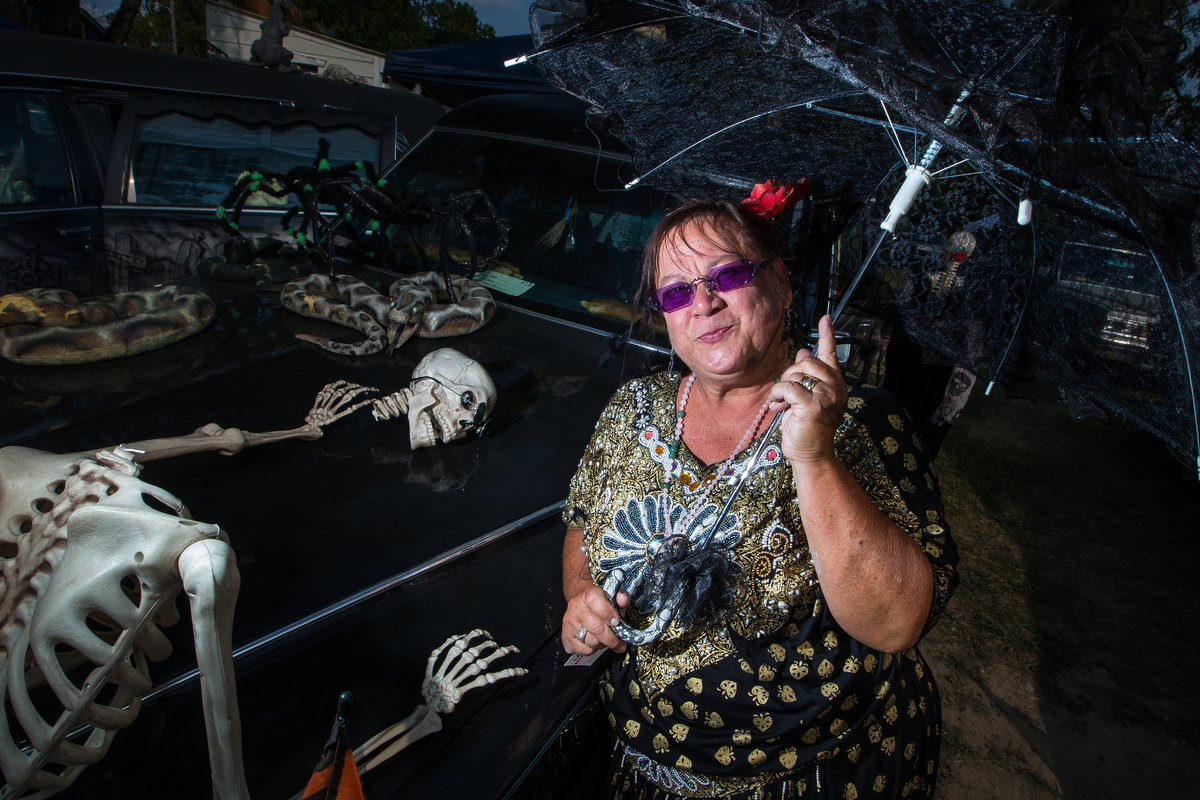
[636,197,789,331]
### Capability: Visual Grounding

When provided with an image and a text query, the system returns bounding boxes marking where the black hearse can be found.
[0,30,443,296]
[1,87,668,798]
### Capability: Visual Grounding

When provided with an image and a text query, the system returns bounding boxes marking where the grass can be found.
[918,382,1200,798]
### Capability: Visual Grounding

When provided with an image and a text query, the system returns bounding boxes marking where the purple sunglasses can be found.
[648,259,763,313]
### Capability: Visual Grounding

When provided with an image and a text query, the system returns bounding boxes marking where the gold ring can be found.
[576,626,588,643]
[798,374,820,391]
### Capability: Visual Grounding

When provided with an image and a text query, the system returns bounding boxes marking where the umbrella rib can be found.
[625,99,918,189]
[504,15,688,66]
[986,221,1037,397]
[879,100,912,168]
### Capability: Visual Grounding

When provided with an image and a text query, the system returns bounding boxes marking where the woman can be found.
[562,197,958,799]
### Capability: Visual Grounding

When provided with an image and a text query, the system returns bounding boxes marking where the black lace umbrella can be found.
[515,0,1200,475]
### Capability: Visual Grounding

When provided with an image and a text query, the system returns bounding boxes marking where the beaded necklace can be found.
[661,374,772,538]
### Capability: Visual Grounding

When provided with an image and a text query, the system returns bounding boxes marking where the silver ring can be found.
[797,374,820,391]
[576,626,588,643]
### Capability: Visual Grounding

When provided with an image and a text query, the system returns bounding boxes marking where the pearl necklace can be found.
[661,374,772,538]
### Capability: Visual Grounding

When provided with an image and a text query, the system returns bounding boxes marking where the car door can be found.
[0,88,106,296]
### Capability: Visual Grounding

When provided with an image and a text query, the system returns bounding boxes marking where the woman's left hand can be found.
[768,314,848,465]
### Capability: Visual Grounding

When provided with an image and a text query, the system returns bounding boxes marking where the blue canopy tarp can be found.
[383,34,557,94]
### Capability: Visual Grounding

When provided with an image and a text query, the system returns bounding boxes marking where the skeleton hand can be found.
[423,629,526,713]
[371,390,410,422]
[304,380,377,430]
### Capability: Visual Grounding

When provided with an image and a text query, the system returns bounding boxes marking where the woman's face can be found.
[655,220,792,387]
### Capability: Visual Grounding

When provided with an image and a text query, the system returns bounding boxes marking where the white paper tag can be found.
[565,648,608,667]
[474,270,534,296]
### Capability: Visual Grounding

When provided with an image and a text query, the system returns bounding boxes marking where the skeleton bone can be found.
[0,446,248,799]
[353,630,526,774]
[371,349,496,449]
[83,380,376,464]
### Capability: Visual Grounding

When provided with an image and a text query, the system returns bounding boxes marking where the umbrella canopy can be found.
[520,0,1200,474]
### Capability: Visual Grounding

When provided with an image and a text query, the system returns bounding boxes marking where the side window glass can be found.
[126,112,378,206]
[0,92,72,206]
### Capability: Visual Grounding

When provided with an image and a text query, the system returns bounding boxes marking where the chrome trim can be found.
[498,301,670,355]
[141,501,566,704]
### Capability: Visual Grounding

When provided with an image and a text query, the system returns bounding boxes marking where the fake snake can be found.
[0,286,216,366]
[281,271,495,356]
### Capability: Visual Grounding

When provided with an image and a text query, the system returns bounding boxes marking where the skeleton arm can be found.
[80,381,376,463]
[353,630,526,775]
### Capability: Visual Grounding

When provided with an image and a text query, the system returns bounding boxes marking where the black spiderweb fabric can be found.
[526,0,1200,472]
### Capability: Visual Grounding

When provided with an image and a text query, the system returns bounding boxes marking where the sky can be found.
[85,0,533,38]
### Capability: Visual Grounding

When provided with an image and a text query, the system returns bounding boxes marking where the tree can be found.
[290,0,494,53]
[111,0,207,57]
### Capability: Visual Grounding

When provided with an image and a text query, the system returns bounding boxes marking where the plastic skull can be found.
[404,348,496,449]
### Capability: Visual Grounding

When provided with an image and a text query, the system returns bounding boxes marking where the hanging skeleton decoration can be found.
[354,630,526,775]
[0,380,375,798]
[372,349,496,449]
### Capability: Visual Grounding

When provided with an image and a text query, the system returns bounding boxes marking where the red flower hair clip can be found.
[741,178,810,218]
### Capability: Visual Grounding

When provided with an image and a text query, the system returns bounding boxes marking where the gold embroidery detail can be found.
[790,661,809,679]
[686,677,703,695]
[802,728,819,744]
[841,694,859,711]
[753,713,773,732]
[715,746,735,766]
[847,396,865,410]
[845,783,859,800]
[670,723,689,742]
[676,754,692,770]
[779,684,797,702]
[903,453,918,471]
[705,711,724,728]
[830,717,849,737]
[657,698,673,717]
[768,643,786,662]
[739,659,754,674]
[888,414,903,430]
[653,733,669,753]
[882,436,899,455]
[629,680,640,699]
[817,659,835,678]
[880,736,896,755]
[868,723,882,743]
[864,654,878,673]
[624,719,641,738]
[873,775,887,792]
[848,743,862,763]
[820,682,841,699]
[758,663,776,681]
[749,685,770,705]
[904,742,916,760]
[779,746,798,769]
[732,729,752,746]
[844,656,861,673]
[719,680,738,699]
[641,706,654,724]
[822,631,839,649]
[797,641,814,659]
[681,701,699,720]
[748,749,767,767]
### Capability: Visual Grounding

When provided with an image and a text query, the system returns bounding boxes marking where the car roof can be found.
[434,92,629,155]
[0,29,444,126]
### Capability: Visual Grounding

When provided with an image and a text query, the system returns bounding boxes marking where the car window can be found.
[0,92,72,206]
[382,131,669,328]
[126,112,378,206]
